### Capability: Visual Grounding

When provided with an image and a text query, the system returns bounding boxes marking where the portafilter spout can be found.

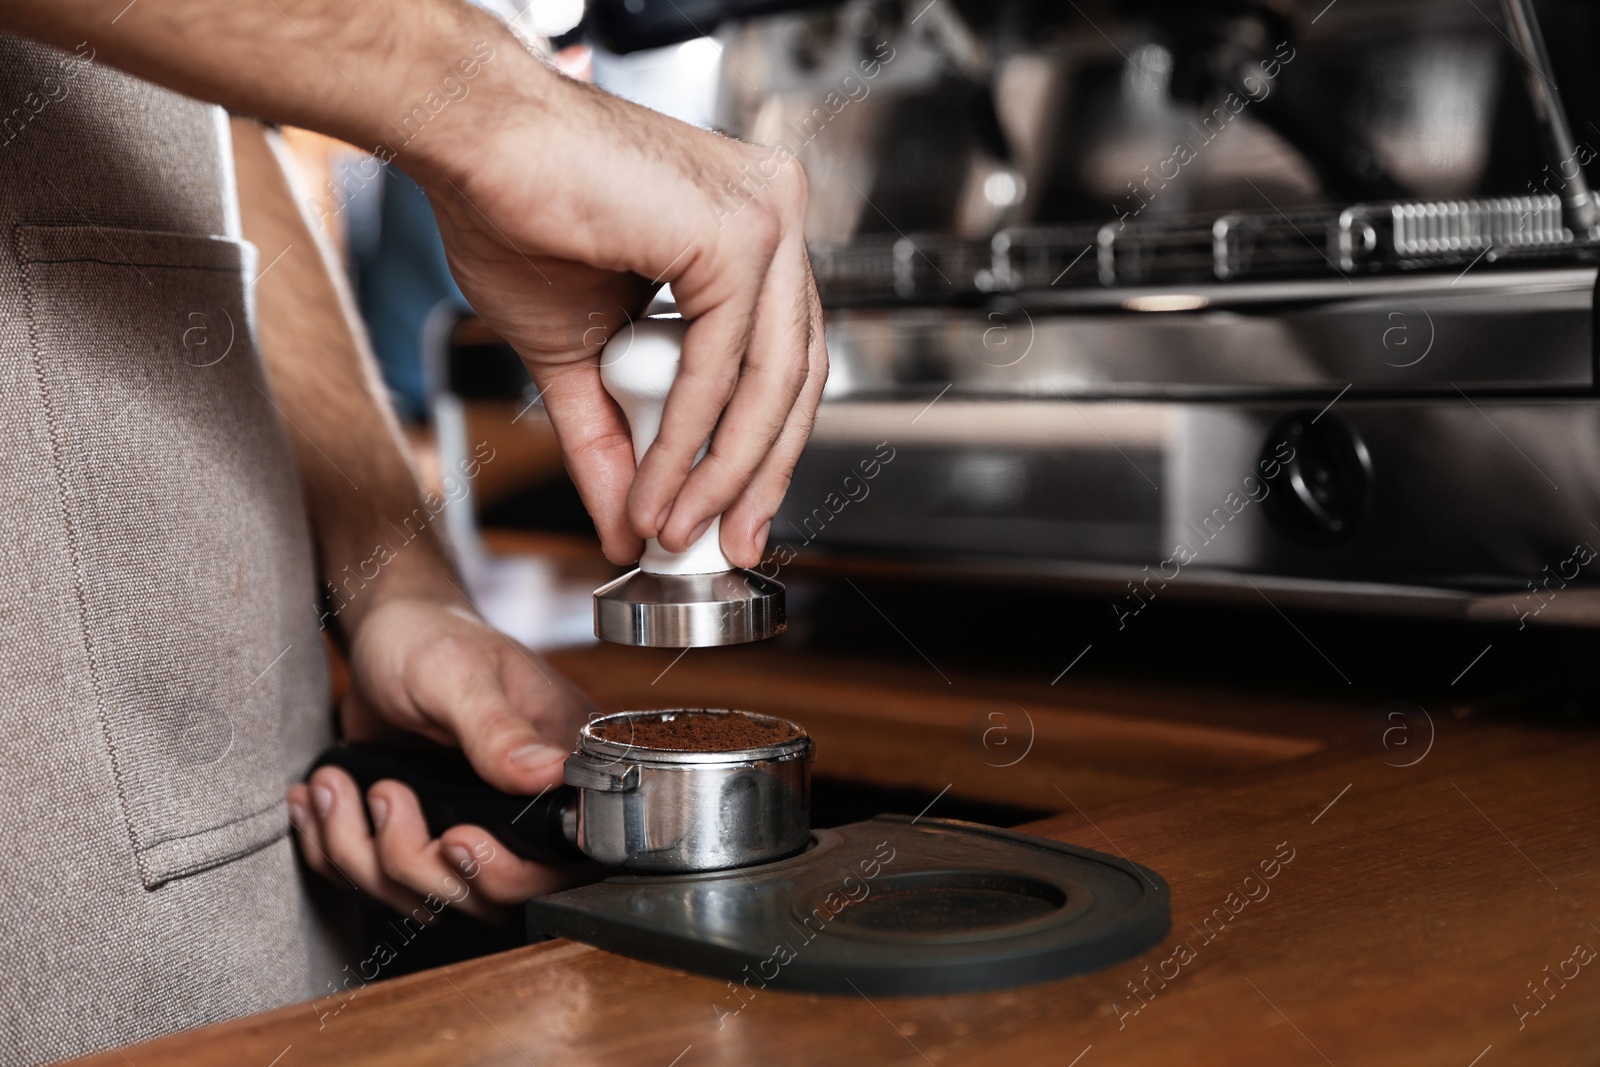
[592,319,784,647]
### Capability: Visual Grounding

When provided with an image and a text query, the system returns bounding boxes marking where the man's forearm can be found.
[233,117,466,639]
[10,0,825,572]
[3,0,543,187]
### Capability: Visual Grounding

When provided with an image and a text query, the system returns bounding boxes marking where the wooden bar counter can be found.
[70,652,1599,1066]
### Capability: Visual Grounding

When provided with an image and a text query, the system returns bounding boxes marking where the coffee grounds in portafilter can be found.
[593,711,801,752]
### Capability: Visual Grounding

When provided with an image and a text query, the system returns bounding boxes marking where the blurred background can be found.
[275,0,1600,974]
[285,0,1600,705]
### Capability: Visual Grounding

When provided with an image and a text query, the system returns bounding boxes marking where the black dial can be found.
[1261,411,1373,549]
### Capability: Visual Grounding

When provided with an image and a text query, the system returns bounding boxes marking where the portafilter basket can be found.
[565,710,812,872]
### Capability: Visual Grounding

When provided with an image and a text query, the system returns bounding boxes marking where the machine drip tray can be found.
[524,815,1170,996]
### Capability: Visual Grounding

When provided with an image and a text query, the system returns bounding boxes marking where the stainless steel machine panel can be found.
[778,396,1600,615]
[823,268,1597,399]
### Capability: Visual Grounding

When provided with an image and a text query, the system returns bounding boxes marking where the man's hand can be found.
[288,596,597,921]
[422,72,828,570]
[1,0,827,572]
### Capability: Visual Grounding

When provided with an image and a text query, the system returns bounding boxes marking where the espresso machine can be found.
[650,0,1600,626]
[323,0,1600,990]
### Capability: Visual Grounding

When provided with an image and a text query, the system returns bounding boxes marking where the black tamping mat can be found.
[524,815,1170,996]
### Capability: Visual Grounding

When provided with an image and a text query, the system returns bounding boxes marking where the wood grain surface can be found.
[544,640,1357,813]
[70,710,1599,1067]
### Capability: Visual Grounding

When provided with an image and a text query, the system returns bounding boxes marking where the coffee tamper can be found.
[591,318,784,647]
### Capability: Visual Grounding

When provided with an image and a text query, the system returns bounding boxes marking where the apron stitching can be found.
[139,796,287,851]
[15,222,150,887]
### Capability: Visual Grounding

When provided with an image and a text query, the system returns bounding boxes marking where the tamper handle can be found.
[602,319,732,576]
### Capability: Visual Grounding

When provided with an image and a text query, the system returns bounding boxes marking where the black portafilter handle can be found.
[309,742,584,866]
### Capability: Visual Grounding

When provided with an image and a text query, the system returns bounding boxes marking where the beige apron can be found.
[0,35,337,1065]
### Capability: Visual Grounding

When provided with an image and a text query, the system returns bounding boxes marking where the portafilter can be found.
[312,708,812,874]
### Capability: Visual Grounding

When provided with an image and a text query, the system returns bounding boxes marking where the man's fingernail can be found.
[654,503,672,533]
[443,845,473,873]
[368,795,388,832]
[311,784,334,819]
[755,520,772,550]
[686,517,713,545]
[510,743,562,770]
[288,800,308,829]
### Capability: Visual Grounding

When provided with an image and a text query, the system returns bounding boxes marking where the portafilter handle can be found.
[310,742,584,866]
[601,318,732,577]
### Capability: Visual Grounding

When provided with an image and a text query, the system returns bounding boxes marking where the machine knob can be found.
[1261,411,1373,549]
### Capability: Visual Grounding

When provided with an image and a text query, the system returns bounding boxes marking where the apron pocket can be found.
[19,223,325,888]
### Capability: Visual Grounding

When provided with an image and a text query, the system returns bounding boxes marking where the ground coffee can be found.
[593,710,802,752]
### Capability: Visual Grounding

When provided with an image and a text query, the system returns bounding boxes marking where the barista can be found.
[0,1,824,1062]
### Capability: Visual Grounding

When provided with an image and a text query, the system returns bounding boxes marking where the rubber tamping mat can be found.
[524,815,1170,996]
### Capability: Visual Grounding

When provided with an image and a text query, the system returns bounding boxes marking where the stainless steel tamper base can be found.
[593,569,785,647]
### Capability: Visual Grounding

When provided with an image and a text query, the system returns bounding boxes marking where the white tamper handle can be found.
[591,318,783,647]
[601,319,733,576]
